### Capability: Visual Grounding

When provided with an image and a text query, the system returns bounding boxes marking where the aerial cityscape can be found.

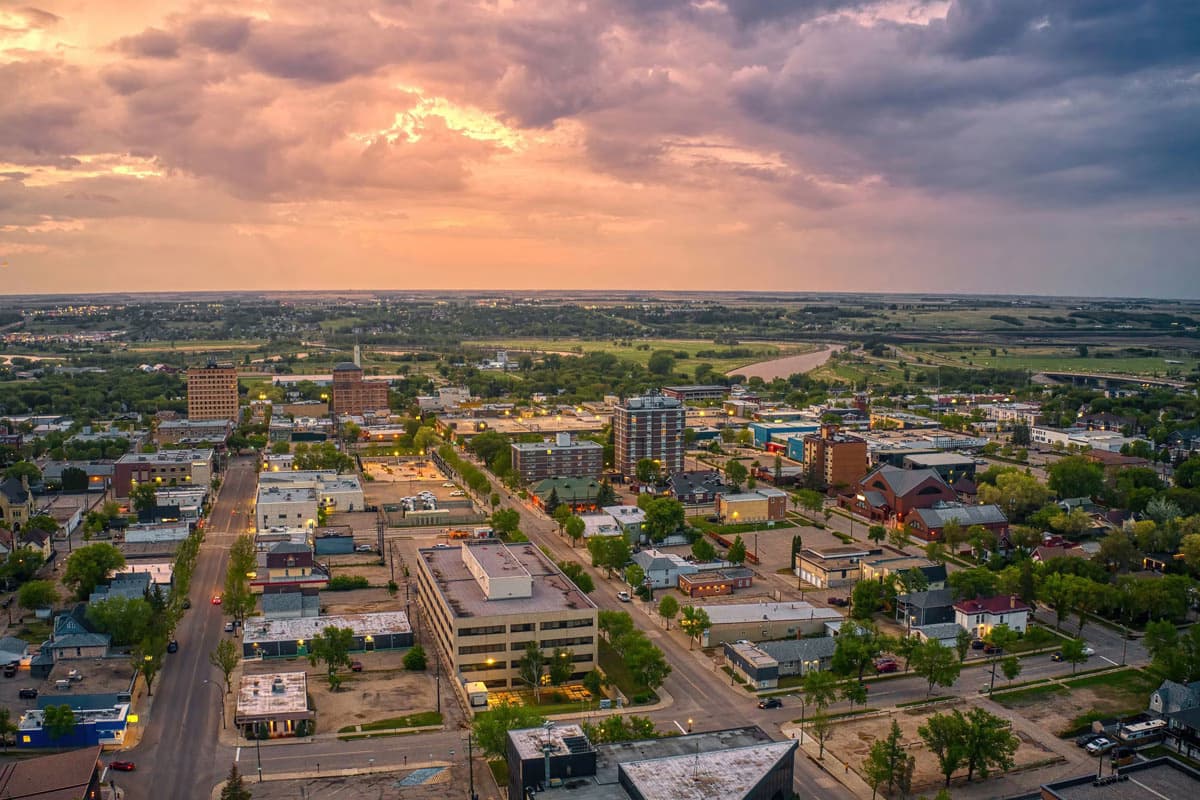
[2,2,1199,800]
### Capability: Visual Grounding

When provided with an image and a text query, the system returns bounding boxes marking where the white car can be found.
[442,482,456,488]
[617,591,632,603]
[1086,737,1114,755]
[1082,646,1096,657]
[354,544,375,553]
[449,490,465,497]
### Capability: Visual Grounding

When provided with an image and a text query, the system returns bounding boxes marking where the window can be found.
[510,623,535,633]
[460,625,505,637]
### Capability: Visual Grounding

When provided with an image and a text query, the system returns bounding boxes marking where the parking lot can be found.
[361,459,467,508]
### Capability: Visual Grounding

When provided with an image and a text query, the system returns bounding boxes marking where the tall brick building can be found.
[613,395,685,479]
[187,362,239,421]
[330,362,389,416]
[802,425,869,490]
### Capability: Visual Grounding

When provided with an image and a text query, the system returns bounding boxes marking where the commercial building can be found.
[187,362,239,421]
[18,694,130,748]
[256,485,319,531]
[241,612,412,659]
[840,465,957,523]
[415,541,598,689]
[505,724,796,800]
[800,426,869,489]
[330,362,389,416]
[906,502,1009,543]
[614,396,685,479]
[859,555,947,589]
[234,672,315,739]
[724,638,837,688]
[154,418,232,446]
[258,470,365,513]
[661,385,728,402]
[579,512,623,539]
[749,422,819,449]
[716,487,788,523]
[678,567,754,598]
[1036,757,1200,800]
[796,545,881,589]
[900,452,976,484]
[980,402,1043,428]
[511,433,604,483]
[602,505,646,539]
[699,602,843,647]
[532,477,601,512]
[113,449,214,497]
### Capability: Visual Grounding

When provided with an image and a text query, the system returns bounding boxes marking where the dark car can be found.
[1075,733,1100,748]
[828,597,850,607]
[109,761,136,772]
[181,599,191,610]
[18,688,37,699]
[758,698,783,709]
[167,640,179,654]
[971,639,986,650]
[983,644,1002,655]
[350,660,363,672]
[1050,651,1064,662]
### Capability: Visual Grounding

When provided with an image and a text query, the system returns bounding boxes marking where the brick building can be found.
[613,395,685,479]
[187,362,239,421]
[330,362,389,416]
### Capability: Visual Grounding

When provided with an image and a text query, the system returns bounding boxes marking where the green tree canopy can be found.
[63,543,126,600]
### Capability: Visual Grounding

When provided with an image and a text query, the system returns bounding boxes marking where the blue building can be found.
[749,422,819,449]
[18,692,132,748]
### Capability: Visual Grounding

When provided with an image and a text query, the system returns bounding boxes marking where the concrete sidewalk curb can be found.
[209,760,453,799]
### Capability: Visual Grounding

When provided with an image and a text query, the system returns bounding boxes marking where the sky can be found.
[1,0,1198,297]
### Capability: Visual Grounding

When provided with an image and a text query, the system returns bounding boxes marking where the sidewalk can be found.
[208,759,454,800]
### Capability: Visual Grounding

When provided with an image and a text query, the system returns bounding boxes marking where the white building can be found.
[1031,426,1148,453]
[256,486,319,531]
[601,505,646,539]
[980,403,1044,427]
[580,513,623,539]
[257,470,364,512]
[953,595,1030,639]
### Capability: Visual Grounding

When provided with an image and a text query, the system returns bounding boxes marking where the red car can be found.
[211,594,222,605]
[350,660,363,672]
[109,761,136,772]
[874,659,899,673]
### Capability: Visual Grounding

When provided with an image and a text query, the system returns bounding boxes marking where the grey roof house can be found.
[895,588,956,628]
[1151,680,1200,717]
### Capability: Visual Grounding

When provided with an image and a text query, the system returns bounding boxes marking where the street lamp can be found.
[687,718,693,733]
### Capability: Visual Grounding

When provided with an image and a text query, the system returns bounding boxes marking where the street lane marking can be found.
[235,747,241,762]
[1100,656,1118,666]
[673,720,687,735]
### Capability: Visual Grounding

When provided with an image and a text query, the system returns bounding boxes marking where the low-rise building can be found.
[677,567,754,598]
[1037,757,1200,800]
[260,590,320,619]
[415,541,598,689]
[113,449,214,497]
[723,641,780,689]
[912,622,965,648]
[18,694,130,748]
[241,612,412,659]
[579,512,623,539]
[796,545,881,589]
[154,418,232,446]
[532,477,601,512]
[859,556,947,590]
[760,637,837,679]
[511,434,605,483]
[900,452,976,484]
[717,487,788,523]
[43,606,110,662]
[668,471,729,505]
[234,672,315,739]
[601,505,646,539]
[251,541,330,594]
[0,476,34,531]
[906,502,1009,543]
[980,402,1044,428]
[0,744,102,797]
[631,548,698,589]
[661,385,729,402]
[124,521,192,543]
[895,588,956,629]
[954,595,1030,639]
[258,470,364,512]
[841,465,957,523]
[256,485,319,531]
[699,602,843,647]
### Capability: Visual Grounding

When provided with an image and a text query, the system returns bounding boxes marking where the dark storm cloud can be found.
[183,16,253,53]
[116,28,182,59]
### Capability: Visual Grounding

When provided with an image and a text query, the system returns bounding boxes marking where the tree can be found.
[841,678,868,711]
[724,460,748,492]
[910,639,961,697]
[851,579,885,619]
[308,626,355,690]
[558,561,595,593]
[17,580,58,611]
[810,711,834,758]
[887,527,910,550]
[220,763,253,800]
[794,489,824,517]
[801,669,840,710]
[598,609,635,643]
[657,595,679,629]
[625,638,671,689]
[691,537,717,562]
[832,623,882,682]
[210,639,240,694]
[1001,654,1022,684]
[947,567,997,601]
[1011,423,1031,447]
[955,629,973,663]
[978,470,1051,522]
[42,704,76,746]
[962,706,1019,781]
[1038,572,1077,631]
[1182,533,1200,574]
[635,458,661,485]
[549,648,574,686]
[624,563,646,590]
[726,535,747,565]
[0,707,14,753]
[552,503,573,532]
[491,508,521,538]
[583,714,658,744]
[867,525,886,545]
[1048,456,1104,500]
[564,515,585,547]
[133,636,165,696]
[129,481,159,514]
[4,461,40,484]
[473,700,546,758]
[60,466,88,493]
[679,606,711,649]
[1061,638,1088,674]
[647,350,675,376]
[404,644,428,671]
[919,711,968,787]
[517,641,547,700]
[642,496,685,543]
[63,543,126,600]
[863,719,906,799]
[898,567,929,595]
[87,596,155,646]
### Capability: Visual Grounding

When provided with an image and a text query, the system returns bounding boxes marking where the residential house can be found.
[840,465,957,523]
[905,502,1009,543]
[895,589,956,628]
[1150,679,1200,716]
[601,505,647,540]
[954,595,1030,639]
[668,470,729,505]
[631,548,698,589]
[1168,428,1200,462]
[913,622,964,648]
[0,745,102,797]
[43,606,111,662]
[250,541,330,594]
[1032,544,1086,563]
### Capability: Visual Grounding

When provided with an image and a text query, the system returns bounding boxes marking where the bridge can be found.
[1032,370,1194,391]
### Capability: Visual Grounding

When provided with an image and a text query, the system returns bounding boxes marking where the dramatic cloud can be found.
[0,0,1196,295]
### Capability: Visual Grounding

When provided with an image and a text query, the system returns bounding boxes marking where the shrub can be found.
[327,575,370,591]
[403,645,427,671]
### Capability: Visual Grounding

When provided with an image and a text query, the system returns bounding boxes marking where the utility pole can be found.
[467,733,478,800]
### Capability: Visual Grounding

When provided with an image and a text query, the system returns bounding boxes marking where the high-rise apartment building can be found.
[511,433,604,483]
[613,395,685,479]
[330,362,389,416]
[187,363,239,421]
[801,425,868,489]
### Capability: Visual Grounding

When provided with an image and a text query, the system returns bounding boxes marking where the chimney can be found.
[1010,595,1016,609]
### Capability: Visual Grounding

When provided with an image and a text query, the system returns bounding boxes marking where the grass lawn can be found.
[905,345,1199,379]
[1062,668,1159,694]
[488,759,509,786]
[688,516,796,536]
[599,639,657,704]
[991,683,1069,707]
[337,711,443,734]
[1006,625,1066,654]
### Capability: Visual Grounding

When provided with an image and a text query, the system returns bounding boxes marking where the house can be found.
[1032,544,1086,563]
[668,470,729,505]
[1168,428,1200,461]
[532,477,601,512]
[1150,679,1200,716]
[905,503,1008,543]
[631,548,698,589]
[0,476,34,531]
[796,544,881,589]
[677,567,754,598]
[894,588,956,628]
[859,556,947,590]
[602,505,647,539]
[840,465,957,523]
[1165,707,1200,759]
[250,541,330,594]
[0,745,102,798]
[912,622,964,649]
[954,595,1030,639]
[759,637,838,678]
[43,606,111,662]
[89,572,153,604]
[717,487,788,523]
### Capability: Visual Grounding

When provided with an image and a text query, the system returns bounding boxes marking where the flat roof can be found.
[801,544,874,560]
[903,452,976,465]
[593,727,778,785]
[242,612,410,644]
[511,440,603,451]
[116,448,213,464]
[1041,758,1200,799]
[702,602,843,626]
[726,641,778,670]
[510,723,591,761]
[622,741,796,800]
[236,672,309,718]
[466,541,530,579]
[257,486,317,503]
[419,543,596,619]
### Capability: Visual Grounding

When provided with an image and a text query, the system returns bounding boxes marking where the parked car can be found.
[442,482,456,488]
[1082,646,1096,657]
[223,621,235,633]
[971,639,986,650]
[828,597,849,607]
[18,688,38,699]
[355,544,375,553]
[167,640,179,654]
[1086,737,1115,755]
[983,644,1002,655]
[449,490,465,497]
[181,599,191,609]
[67,669,83,682]
[3,661,17,678]
[1051,652,1064,662]
[109,761,136,772]
[758,698,783,709]
[617,591,632,603]
[350,660,364,672]
[874,659,899,674]
[1075,733,1100,747]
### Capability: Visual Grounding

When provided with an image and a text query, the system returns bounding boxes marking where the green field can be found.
[469,338,814,381]
[906,345,1199,378]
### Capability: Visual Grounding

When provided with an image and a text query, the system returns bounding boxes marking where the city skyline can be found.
[1,1,1197,296]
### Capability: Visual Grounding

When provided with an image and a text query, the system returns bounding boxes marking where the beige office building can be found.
[187,363,239,421]
[415,541,598,689]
